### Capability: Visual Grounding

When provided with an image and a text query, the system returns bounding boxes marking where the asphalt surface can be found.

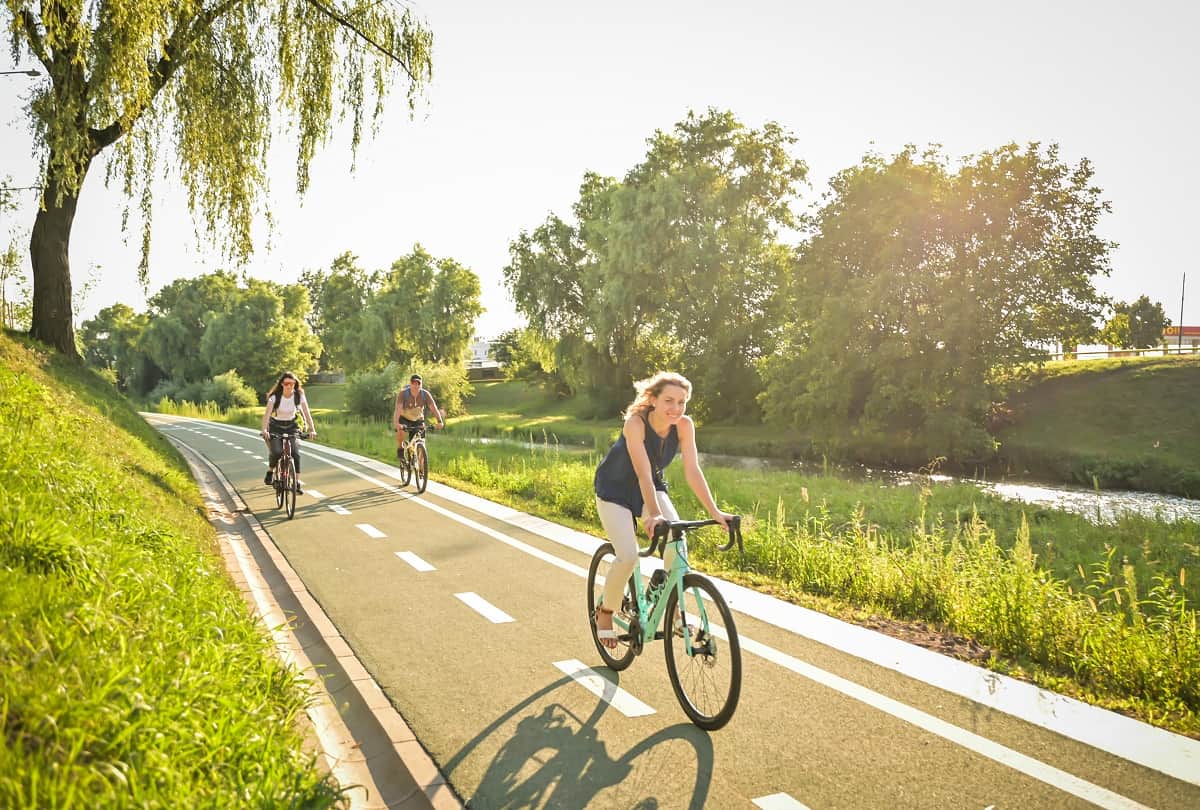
[149,415,1200,810]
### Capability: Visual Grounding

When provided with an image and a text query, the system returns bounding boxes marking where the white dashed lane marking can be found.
[554,660,655,718]
[306,489,325,500]
[396,551,435,572]
[455,592,514,624]
[753,794,811,810]
[355,523,386,539]
[329,504,350,515]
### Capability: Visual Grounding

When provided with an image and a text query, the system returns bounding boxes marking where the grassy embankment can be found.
[191,378,1200,736]
[0,332,342,807]
[994,355,1200,498]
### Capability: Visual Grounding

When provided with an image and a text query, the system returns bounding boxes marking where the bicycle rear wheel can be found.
[415,443,428,493]
[586,543,638,671]
[284,458,297,519]
[663,573,742,730]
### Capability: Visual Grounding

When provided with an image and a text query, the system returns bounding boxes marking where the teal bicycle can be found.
[587,516,744,730]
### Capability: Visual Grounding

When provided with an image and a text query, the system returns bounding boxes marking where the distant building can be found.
[1163,326,1200,352]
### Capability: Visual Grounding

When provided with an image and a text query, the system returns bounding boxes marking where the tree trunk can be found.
[29,162,85,359]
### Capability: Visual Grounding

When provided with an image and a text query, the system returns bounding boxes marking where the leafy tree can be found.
[421,256,483,363]
[315,252,372,370]
[504,110,807,417]
[141,270,240,381]
[0,236,31,331]
[1114,295,1169,349]
[761,143,1113,461]
[78,302,162,393]
[1098,313,1132,349]
[4,0,433,357]
[200,279,320,396]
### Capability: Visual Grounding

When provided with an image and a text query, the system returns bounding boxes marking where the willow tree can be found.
[3,1,433,356]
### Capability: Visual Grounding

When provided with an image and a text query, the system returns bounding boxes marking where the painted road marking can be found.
[554,660,655,718]
[396,551,436,572]
[455,592,514,624]
[329,504,350,515]
[753,794,811,810]
[306,489,326,500]
[356,523,386,539]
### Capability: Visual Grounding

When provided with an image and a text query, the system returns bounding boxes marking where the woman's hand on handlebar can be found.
[641,512,667,539]
[710,510,736,531]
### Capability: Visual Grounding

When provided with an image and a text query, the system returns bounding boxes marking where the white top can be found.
[269,391,307,421]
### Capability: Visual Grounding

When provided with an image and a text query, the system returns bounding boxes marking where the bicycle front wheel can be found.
[274,471,284,508]
[663,573,742,730]
[414,443,428,494]
[586,543,638,671]
[398,447,412,486]
[284,458,297,519]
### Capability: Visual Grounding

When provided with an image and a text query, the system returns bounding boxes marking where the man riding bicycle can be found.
[393,374,444,458]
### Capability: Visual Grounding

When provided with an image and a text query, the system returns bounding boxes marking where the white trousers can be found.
[596,492,679,608]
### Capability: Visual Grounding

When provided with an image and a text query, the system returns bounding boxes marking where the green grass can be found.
[996,355,1200,497]
[0,332,342,807]
[177,388,1200,737]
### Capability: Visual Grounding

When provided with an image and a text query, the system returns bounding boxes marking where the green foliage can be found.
[345,364,401,419]
[200,279,321,395]
[78,302,162,394]
[0,228,31,331]
[761,143,1113,463]
[345,360,471,420]
[1114,295,1170,349]
[504,109,807,416]
[0,332,341,805]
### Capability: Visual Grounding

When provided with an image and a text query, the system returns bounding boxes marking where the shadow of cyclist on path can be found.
[444,675,713,809]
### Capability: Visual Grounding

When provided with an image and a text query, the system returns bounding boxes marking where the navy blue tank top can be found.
[593,412,679,516]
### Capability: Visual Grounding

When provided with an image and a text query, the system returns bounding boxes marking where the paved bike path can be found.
[151,416,1200,809]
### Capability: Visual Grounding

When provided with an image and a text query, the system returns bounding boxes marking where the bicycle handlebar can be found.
[641,515,743,558]
[267,431,311,440]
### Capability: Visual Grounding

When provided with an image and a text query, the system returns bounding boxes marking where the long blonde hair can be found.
[622,372,692,420]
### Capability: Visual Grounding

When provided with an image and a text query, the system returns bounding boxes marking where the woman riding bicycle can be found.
[592,372,733,647]
[260,372,317,491]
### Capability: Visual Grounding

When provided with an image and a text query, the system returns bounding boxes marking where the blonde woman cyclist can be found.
[592,372,734,647]
[260,372,317,493]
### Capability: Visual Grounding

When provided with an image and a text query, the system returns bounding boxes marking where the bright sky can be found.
[2,0,1197,337]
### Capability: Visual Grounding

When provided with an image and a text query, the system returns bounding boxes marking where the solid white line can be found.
[753,794,811,810]
[306,489,326,500]
[396,551,435,572]
[329,504,350,515]
[355,523,385,539]
[455,592,514,623]
[554,659,655,718]
[737,633,1150,810]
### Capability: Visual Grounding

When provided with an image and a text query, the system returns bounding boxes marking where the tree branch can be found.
[19,8,51,69]
[303,0,422,83]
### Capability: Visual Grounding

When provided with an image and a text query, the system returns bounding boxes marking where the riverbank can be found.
[993,355,1200,498]
[0,333,341,806]
[199,388,1200,737]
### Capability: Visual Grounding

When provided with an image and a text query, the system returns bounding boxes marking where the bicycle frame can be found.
[609,516,741,656]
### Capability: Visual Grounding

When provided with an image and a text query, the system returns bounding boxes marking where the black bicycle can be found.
[269,430,309,519]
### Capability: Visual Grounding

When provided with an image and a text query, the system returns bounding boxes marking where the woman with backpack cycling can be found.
[260,372,317,489]
[393,374,445,458]
[592,371,734,647]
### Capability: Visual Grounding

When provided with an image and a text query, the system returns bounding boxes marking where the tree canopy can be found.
[3,0,434,355]
[759,144,1114,461]
[505,109,807,418]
